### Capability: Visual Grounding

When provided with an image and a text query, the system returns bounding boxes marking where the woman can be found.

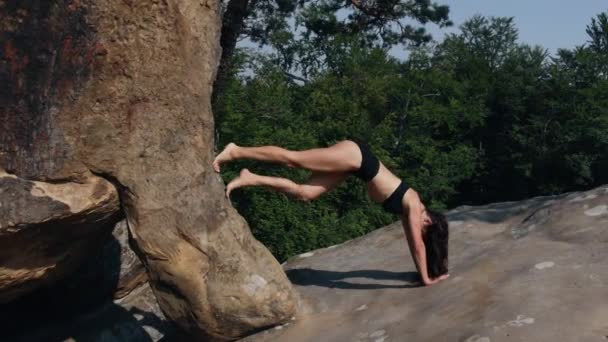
[213,139,450,286]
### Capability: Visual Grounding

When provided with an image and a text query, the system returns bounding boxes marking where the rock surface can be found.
[242,185,608,342]
[1,1,297,340]
[0,170,121,303]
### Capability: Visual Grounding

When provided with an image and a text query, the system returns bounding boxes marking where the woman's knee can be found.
[284,150,301,168]
[296,185,320,201]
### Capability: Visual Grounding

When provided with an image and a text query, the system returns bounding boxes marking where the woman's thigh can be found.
[290,140,361,173]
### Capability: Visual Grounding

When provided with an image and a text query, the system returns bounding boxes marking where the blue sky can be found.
[421,0,607,55]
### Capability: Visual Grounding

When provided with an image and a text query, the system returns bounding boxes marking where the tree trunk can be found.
[212,0,250,112]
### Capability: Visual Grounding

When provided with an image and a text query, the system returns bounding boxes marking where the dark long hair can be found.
[423,209,449,278]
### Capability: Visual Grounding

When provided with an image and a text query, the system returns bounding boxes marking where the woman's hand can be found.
[423,273,450,286]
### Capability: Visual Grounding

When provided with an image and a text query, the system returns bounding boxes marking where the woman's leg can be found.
[226,169,348,200]
[213,141,361,173]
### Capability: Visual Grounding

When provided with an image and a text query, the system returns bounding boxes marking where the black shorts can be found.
[351,139,380,182]
[350,139,409,214]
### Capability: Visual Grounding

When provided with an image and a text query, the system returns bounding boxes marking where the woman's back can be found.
[366,162,404,204]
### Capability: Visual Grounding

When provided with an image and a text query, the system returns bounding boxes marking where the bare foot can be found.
[213,142,238,173]
[226,168,256,199]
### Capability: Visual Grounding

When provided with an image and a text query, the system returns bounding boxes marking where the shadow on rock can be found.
[1,219,175,342]
[286,268,421,289]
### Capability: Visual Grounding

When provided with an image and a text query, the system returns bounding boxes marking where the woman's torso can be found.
[366,161,407,204]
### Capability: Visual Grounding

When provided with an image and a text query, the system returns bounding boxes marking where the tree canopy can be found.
[214,9,608,261]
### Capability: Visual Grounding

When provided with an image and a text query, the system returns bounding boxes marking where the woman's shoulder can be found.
[400,188,422,221]
[403,187,421,208]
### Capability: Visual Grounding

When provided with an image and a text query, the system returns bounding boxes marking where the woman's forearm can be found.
[407,238,430,283]
[401,206,431,285]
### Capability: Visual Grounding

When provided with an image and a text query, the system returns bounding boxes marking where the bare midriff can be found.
[366,162,404,204]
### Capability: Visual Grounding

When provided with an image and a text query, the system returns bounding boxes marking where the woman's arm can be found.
[401,196,449,286]
[401,200,432,285]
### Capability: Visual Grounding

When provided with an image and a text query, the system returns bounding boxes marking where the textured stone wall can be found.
[1,1,297,340]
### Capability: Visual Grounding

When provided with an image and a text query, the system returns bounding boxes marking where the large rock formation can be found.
[243,185,608,342]
[1,1,297,340]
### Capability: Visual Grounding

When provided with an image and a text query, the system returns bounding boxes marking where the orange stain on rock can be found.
[68,0,81,12]
[86,41,108,63]
[4,41,29,76]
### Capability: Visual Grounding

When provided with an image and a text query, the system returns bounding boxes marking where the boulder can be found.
[0,170,120,303]
[1,1,297,340]
[243,185,608,342]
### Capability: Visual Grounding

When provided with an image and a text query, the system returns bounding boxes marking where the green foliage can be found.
[215,12,608,262]
[239,0,451,76]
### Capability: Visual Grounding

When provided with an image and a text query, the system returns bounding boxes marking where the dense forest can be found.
[213,2,608,261]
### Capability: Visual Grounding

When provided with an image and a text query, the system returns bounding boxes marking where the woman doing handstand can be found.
[213,139,450,286]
